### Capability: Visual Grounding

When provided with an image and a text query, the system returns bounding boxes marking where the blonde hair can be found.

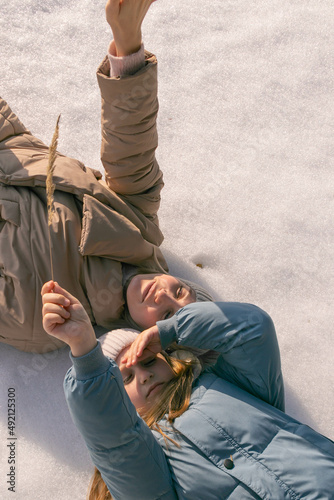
[88,468,112,500]
[88,353,196,500]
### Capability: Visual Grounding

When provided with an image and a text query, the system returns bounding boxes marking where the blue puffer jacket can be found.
[64,302,334,499]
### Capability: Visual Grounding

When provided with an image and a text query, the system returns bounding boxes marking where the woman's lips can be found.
[142,280,156,302]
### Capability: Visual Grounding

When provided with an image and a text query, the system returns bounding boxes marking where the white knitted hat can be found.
[99,328,140,361]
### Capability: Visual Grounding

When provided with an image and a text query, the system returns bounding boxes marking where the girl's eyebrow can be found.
[119,364,130,372]
[139,352,156,362]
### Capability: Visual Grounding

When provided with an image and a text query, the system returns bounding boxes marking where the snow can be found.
[0,0,333,498]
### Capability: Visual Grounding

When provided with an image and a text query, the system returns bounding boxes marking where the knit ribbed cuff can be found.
[69,342,111,380]
[108,41,145,77]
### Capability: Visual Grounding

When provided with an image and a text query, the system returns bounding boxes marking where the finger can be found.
[42,291,70,308]
[126,334,149,366]
[121,340,136,365]
[121,337,140,365]
[52,282,80,304]
[133,334,149,359]
[41,280,55,296]
[42,302,71,320]
[43,312,66,333]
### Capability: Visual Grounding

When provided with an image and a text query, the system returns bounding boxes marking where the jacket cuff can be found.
[108,41,145,77]
[97,50,157,108]
[157,316,178,350]
[69,341,112,380]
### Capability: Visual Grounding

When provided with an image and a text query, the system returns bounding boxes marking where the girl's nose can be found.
[139,369,153,385]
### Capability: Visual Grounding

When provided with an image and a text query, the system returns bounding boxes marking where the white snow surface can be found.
[0,0,333,498]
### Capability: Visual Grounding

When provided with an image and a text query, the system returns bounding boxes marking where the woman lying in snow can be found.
[41,280,334,500]
[0,0,210,354]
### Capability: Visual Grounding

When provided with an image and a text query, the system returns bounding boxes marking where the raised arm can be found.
[162,302,285,410]
[98,0,163,222]
[41,281,177,500]
[65,345,177,499]
[124,301,285,411]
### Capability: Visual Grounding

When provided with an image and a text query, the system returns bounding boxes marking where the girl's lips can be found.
[147,382,163,398]
[142,281,156,302]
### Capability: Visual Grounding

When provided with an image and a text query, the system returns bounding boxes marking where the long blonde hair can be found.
[87,353,197,500]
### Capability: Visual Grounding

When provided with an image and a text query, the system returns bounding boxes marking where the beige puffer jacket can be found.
[0,51,168,353]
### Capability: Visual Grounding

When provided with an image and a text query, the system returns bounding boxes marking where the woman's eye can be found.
[177,286,183,298]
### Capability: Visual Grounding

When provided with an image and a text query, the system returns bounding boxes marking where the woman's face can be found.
[116,347,174,412]
[126,273,196,329]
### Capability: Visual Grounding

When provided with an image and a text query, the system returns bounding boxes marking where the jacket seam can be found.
[223,485,245,500]
[27,190,38,346]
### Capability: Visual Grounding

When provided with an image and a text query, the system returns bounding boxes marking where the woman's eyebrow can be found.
[187,287,196,300]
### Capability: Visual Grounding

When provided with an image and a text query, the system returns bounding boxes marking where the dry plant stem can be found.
[46,114,61,282]
[48,226,54,282]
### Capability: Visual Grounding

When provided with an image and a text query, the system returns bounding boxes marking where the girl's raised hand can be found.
[105,0,156,56]
[42,281,97,357]
[121,324,161,366]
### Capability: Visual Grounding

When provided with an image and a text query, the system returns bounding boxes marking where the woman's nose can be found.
[154,288,168,304]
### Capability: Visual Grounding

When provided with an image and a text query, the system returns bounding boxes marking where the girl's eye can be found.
[177,286,183,298]
[143,357,156,367]
[123,373,133,385]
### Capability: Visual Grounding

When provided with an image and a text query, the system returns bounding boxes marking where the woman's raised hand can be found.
[41,281,97,357]
[105,0,156,56]
[121,324,162,366]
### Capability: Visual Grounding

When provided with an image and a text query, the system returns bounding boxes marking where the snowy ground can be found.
[0,0,333,498]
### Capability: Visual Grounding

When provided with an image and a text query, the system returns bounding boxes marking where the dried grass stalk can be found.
[47,115,61,225]
[46,115,61,281]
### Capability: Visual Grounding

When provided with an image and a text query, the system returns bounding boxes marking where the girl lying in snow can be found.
[0,0,210,354]
[41,280,334,500]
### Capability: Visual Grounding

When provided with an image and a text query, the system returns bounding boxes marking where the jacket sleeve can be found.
[96,51,163,224]
[64,343,177,500]
[157,301,285,411]
[0,97,30,143]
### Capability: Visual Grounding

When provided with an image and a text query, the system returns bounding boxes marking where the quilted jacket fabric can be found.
[0,52,167,352]
[64,301,334,499]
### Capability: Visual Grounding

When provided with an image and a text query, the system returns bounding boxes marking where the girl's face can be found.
[126,273,196,329]
[116,347,174,412]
